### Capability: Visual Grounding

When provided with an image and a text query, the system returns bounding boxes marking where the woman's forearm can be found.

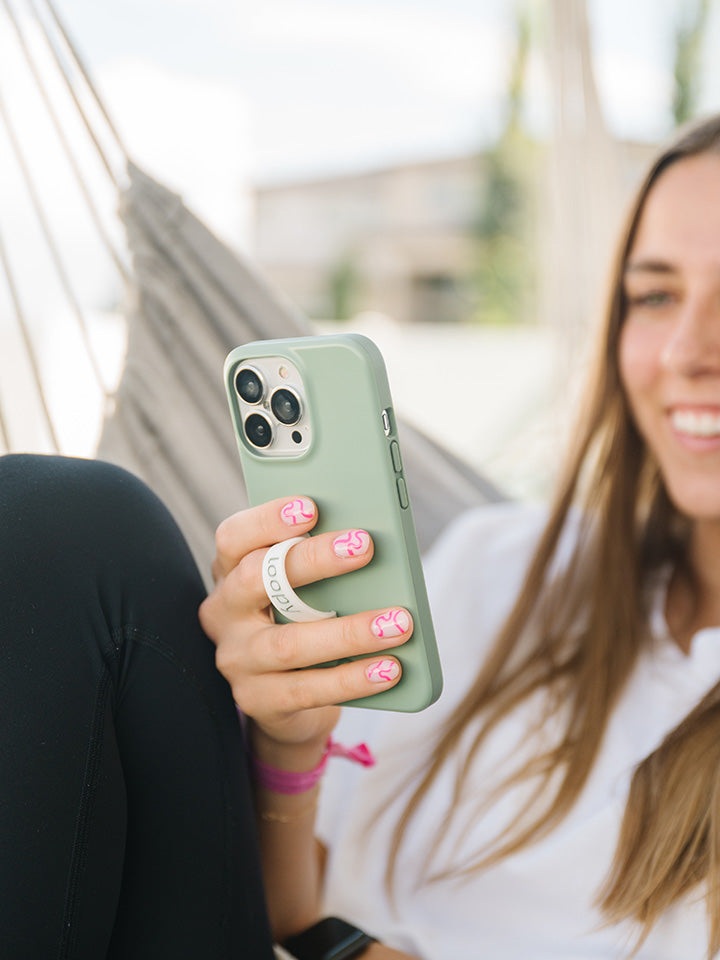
[253,743,419,954]
[252,735,329,941]
[200,500,409,943]
[255,798,325,940]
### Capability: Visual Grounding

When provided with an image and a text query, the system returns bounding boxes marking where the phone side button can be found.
[396,476,409,509]
[390,440,403,473]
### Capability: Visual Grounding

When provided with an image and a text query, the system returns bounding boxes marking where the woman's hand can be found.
[199,496,412,760]
[200,496,412,939]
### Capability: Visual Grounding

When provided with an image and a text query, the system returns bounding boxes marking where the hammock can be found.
[0,0,502,580]
[99,162,501,570]
[0,0,618,578]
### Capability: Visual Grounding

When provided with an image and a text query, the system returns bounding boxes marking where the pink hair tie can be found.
[250,737,376,795]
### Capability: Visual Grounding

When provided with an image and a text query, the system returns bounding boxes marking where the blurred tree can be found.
[672,0,711,125]
[327,251,361,321]
[471,2,538,325]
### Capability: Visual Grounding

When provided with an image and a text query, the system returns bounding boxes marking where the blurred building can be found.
[252,154,482,325]
[251,139,657,326]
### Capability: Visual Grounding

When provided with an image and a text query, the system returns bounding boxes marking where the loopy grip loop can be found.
[261,535,337,623]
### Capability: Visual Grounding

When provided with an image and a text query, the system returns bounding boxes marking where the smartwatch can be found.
[282,916,377,960]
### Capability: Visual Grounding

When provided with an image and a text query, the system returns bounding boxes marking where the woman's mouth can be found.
[670,408,720,438]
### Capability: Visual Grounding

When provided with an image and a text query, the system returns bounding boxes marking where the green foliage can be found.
[470,2,537,325]
[672,0,710,126]
[327,252,361,321]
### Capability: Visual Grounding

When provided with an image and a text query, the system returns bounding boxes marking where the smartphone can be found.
[223,333,442,712]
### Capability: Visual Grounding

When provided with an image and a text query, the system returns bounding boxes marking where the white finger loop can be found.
[261,536,337,623]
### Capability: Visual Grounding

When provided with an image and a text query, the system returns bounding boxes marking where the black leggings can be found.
[0,455,274,959]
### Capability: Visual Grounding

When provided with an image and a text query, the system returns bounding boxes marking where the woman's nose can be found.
[661,295,720,376]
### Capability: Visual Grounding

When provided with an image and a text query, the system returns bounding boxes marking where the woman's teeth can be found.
[672,409,720,437]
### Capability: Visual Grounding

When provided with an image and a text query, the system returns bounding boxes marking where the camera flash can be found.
[278,365,289,379]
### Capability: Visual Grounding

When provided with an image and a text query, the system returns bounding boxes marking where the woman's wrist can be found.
[251,742,333,795]
[250,736,376,796]
[248,723,331,775]
[258,793,320,824]
[247,729,328,828]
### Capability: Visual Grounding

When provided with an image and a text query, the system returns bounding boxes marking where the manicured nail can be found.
[333,530,370,558]
[370,609,410,639]
[281,498,315,526]
[366,659,400,683]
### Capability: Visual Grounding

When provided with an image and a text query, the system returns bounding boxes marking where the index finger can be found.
[213,496,317,580]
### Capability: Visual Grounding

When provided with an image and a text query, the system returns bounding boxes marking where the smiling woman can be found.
[199,113,720,960]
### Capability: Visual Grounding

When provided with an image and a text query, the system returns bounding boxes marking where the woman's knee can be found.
[0,454,202,607]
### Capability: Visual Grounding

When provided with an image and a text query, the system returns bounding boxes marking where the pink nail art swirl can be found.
[371,609,409,638]
[333,530,367,556]
[281,498,314,525]
[367,659,399,683]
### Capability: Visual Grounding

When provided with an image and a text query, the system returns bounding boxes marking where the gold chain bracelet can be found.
[258,798,318,824]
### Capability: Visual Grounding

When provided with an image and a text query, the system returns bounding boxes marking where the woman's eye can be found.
[626,290,674,308]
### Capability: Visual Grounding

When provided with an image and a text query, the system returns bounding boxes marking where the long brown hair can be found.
[389,115,720,953]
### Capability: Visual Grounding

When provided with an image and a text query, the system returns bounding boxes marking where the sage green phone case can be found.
[224,333,442,712]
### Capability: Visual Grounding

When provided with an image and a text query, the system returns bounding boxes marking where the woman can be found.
[200,114,720,959]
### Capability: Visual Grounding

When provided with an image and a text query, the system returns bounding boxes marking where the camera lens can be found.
[271,388,301,425]
[244,413,273,448]
[235,367,264,404]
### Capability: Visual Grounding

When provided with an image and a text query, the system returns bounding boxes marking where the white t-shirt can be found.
[316,501,720,959]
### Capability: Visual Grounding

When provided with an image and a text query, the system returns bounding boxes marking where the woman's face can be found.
[619,154,720,521]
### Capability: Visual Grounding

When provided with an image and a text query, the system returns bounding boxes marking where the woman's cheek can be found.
[618,321,661,398]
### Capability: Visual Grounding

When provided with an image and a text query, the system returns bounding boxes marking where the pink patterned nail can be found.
[281,498,315,526]
[370,609,411,639]
[366,659,400,683]
[333,530,370,558]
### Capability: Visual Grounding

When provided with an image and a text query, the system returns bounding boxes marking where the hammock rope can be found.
[0,223,60,449]
[0,0,139,451]
[0,81,108,396]
[31,0,129,179]
[2,0,129,285]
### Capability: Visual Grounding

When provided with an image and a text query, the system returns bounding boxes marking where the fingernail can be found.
[333,530,370,558]
[370,609,411,639]
[281,498,315,526]
[366,659,400,683]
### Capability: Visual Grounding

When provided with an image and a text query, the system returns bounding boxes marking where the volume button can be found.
[396,476,409,509]
[390,440,403,473]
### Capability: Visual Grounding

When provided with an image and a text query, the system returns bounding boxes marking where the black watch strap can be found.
[282,916,377,960]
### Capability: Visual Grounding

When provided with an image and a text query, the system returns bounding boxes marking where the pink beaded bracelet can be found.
[250,737,376,795]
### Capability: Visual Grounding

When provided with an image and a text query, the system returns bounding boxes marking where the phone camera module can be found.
[270,388,302,425]
[244,412,273,448]
[235,366,265,405]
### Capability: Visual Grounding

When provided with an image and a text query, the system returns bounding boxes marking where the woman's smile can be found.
[669,406,720,439]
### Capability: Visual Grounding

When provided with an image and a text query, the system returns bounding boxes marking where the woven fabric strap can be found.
[251,737,376,795]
